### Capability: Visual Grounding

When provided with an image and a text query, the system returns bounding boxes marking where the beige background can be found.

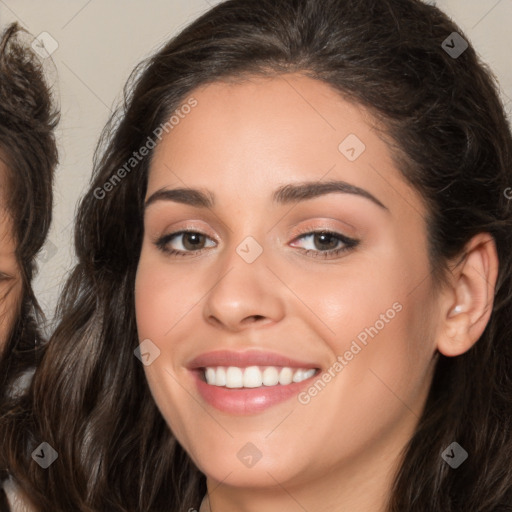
[0,0,511,328]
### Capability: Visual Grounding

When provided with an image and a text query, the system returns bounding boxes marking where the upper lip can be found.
[187,349,320,370]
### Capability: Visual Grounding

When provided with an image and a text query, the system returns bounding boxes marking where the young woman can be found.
[20,0,512,510]
[0,22,58,512]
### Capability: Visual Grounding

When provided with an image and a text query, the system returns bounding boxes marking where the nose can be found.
[202,248,286,332]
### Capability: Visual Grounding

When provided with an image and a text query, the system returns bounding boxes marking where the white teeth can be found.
[292,369,304,383]
[203,366,317,388]
[216,366,226,386]
[302,369,316,380]
[243,366,262,388]
[278,367,293,385]
[205,367,216,385]
[225,367,243,388]
[262,367,279,386]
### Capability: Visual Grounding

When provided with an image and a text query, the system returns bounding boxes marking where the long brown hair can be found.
[0,22,58,511]
[9,0,512,510]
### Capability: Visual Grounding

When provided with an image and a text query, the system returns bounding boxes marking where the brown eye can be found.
[290,230,359,260]
[312,232,340,251]
[155,230,216,256]
[181,232,207,250]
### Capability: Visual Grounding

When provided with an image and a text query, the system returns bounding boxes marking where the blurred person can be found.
[0,22,58,512]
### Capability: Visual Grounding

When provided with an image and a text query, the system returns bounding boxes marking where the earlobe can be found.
[436,233,499,358]
[439,311,471,356]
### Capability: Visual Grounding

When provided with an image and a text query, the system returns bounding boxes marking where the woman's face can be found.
[0,161,21,348]
[135,74,443,492]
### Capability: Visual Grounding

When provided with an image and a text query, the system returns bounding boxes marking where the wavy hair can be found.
[0,22,59,511]
[10,0,512,510]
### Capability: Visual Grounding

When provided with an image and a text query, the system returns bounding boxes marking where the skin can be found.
[135,73,498,512]
[0,159,21,349]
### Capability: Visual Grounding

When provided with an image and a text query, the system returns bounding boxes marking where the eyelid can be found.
[288,216,358,237]
[154,221,218,241]
[291,223,352,239]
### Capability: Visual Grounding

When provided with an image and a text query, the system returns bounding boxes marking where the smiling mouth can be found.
[199,365,320,388]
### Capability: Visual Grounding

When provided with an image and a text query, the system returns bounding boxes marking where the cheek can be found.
[134,250,205,439]
[285,280,436,475]
[134,251,205,341]
[278,251,411,354]
[287,244,436,413]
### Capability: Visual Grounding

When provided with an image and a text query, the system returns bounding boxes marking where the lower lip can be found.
[191,370,317,415]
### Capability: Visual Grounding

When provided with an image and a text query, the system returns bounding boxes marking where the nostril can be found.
[244,315,265,324]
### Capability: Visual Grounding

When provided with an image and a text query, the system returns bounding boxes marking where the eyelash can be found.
[154,228,359,260]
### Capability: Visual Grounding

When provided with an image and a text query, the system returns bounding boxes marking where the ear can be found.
[436,233,499,357]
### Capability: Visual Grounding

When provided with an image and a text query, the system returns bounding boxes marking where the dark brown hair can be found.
[11,0,512,510]
[0,21,58,511]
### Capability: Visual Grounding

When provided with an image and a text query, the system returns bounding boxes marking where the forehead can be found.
[152,74,377,166]
[147,73,425,217]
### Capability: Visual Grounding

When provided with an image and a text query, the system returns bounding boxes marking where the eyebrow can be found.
[144,180,388,211]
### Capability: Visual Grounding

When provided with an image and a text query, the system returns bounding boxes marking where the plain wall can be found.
[0,0,511,326]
